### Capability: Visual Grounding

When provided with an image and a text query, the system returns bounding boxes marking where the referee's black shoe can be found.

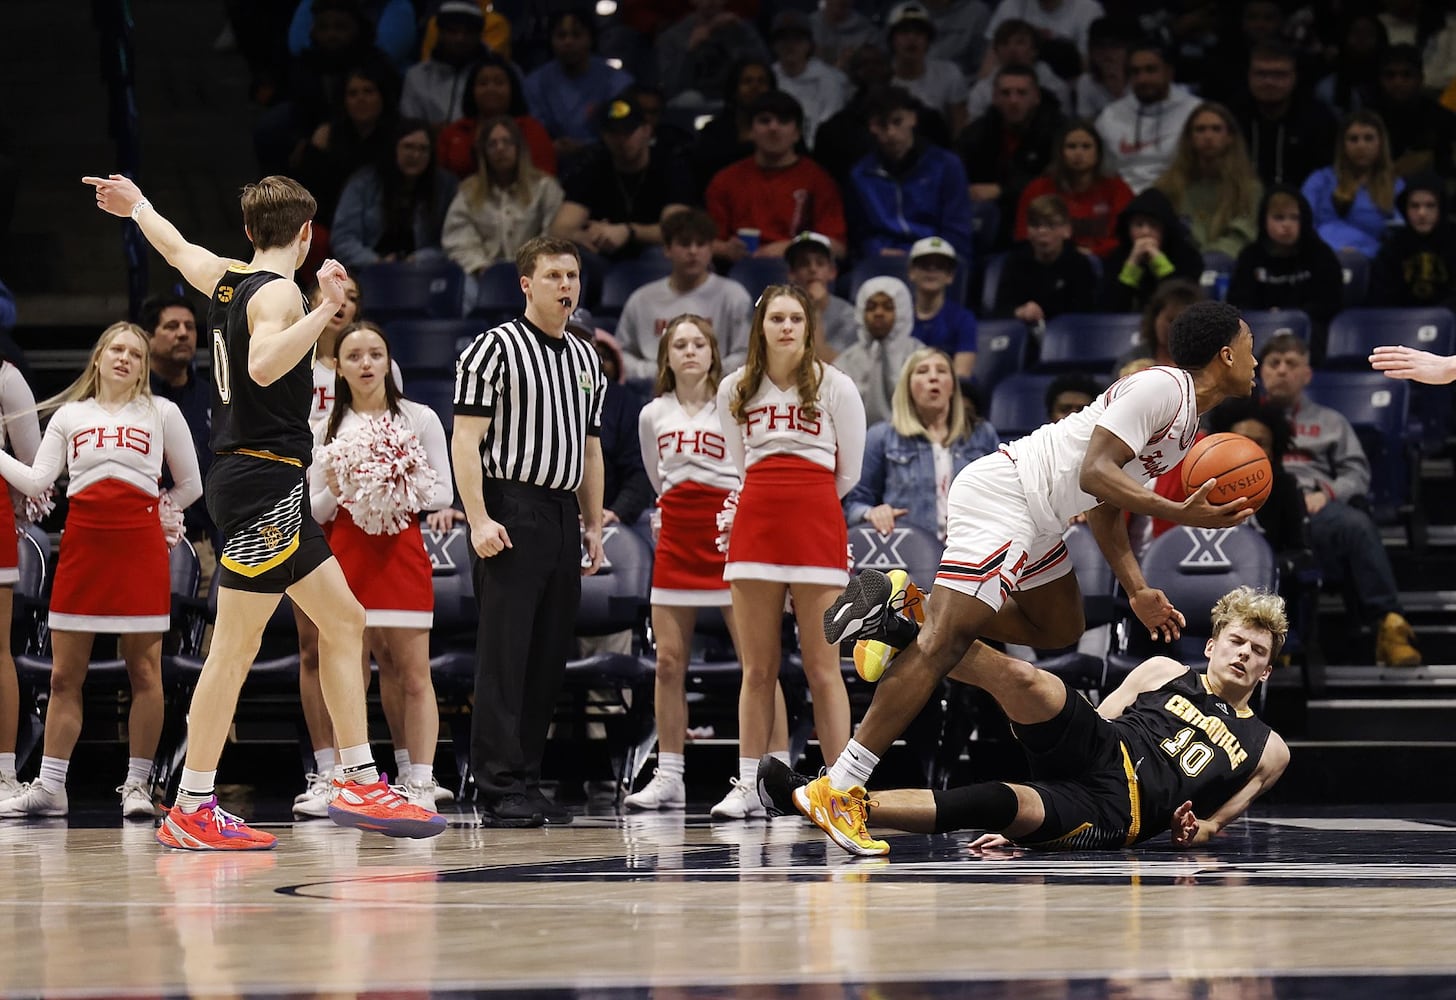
[524,785,574,825]
[478,793,545,828]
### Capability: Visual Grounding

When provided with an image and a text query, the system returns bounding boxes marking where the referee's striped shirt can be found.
[453,316,607,491]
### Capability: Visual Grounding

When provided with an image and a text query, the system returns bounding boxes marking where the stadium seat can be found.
[358,259,465,321]
[1200,251,1236,300]
[598,257,672,318]
[1304,371,1419,531]
[385,318,481,376]
[1337,248,1371,308]
[425,525,482,797]
[11,526,50,769]
[847,521,943,594]
[1325,307,1455,453]
[406,378,458,434]
[727,256,790,300]
[971,318,1029,394]
[1038,313,1142,373]
[970,199,1000,259]
[987,371,1058,442]
[978,252,1006,315]
[466,260,523,321]
[1242,309,1312,356]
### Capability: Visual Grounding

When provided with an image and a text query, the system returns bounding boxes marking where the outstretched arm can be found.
[1171,734,1290,846]
[83,174,237,297]
[1369,346,1456,386]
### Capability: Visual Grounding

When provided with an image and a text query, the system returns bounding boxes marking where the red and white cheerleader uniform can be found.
[716,364,866,586]
[637,394,741,606]
[310,358,404,431]
[0,396,201,632]
[309,399,453,628]
[0,361,42,586]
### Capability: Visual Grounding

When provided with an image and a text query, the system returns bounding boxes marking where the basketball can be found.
[1180,433,1273,512]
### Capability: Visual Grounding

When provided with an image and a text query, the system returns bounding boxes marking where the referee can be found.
[452,235,606,827]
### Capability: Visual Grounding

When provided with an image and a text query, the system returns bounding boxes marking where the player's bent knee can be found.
[919,615,981,671]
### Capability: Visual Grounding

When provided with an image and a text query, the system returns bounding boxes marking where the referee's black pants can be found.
[470,480,581,800]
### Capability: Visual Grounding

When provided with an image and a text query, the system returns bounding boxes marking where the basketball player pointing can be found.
[809,301,1260,856]
[84,173,443,848]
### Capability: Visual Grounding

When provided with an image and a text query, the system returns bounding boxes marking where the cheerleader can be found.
[714,285,866,819]
[0,358,41,799]
[0,323,201,818]
[309,322,454,810]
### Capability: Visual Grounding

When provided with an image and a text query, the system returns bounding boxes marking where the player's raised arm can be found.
[82,174,237,297]
[245,259,346,386]
[1369,345,1456,385]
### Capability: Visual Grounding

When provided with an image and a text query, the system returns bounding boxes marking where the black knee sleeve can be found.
[931,781,1020,834]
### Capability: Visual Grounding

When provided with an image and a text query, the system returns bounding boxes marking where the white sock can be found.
[125,757,151,788]
[0,752,15,779]
[408,762,434,786]
[768,750,791,767]
[738,756,757,787]
[339,744,379,786]
[827,740,878,791]
[393,748,411,780]
[313,747,338,774]
[38,756,69,794]
[176,767,216,813]
[657,751,685,781]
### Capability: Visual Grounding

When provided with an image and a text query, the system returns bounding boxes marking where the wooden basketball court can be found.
[3,803,1456,998]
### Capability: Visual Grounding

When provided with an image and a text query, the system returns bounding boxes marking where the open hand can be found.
[1170,800,1200,846]
[1131,586,1185,643]
[1179,479,1254,528]
[1369,345,1456,385]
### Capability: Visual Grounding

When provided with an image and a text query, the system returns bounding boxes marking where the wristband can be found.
[130,199,151,221]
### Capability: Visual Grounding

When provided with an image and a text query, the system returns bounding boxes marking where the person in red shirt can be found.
[705,90,847,264]
[435,52,556,180]
[1014,118,1134,258]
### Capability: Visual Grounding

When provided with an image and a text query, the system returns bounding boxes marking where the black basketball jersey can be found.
[206,267,314,464]
[1112,668,1273,840]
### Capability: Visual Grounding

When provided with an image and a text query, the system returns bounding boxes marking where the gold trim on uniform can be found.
[1120,742,1142,846]
[218,448,303,468]
[221,534,300,578]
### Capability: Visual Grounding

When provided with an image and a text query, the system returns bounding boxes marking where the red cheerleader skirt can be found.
[50,479,169,633]
[0,519,17,586]
[652,481,731,607]
[725,454,849,587]
[325,508,434,628]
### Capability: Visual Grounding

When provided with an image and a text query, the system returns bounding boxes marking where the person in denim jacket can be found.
[843,346,998,539]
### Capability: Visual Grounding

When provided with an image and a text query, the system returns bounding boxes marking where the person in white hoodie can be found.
[1095,39,1199,193]
[835,276,922,427]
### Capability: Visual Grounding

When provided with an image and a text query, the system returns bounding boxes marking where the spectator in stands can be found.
[1302,110,1404,259]
[523,11,633,163]
[907,237,978,379]
[1371,174,1456,310]
[1072,15,1130,119]
[626,84,693,165]
[958,64,1065,250]
[1014,118,1132,257]
[689,59,777,197]
[0,350,38,800]
[1258,333,1421,667]
[1233,41,1338,189]
[293,62,400,229]
[888,2,970,137]
[844,346,998,539]
[1044,371,1099,422]
[837,277,922,427]
[983,0,1105,68]
[550,94,694,264]
[436,55,557,180]
[785,231,857,359]
[1095,39,1199,193]
[923,0,992,73]
[331,118,458,269]
[0,323,201,820]
[309,322,453,812]
[770,11,851,149]
[1100,188,1204,312]
[287,0,418,71]
[617,209,753,381]
[850,86,974,261]
[816,45,921,188]
[1113,277,1202,374]
[965,18,1071,122]
[141,294,217,562]
[656,0,769,105]
[567,319,652,531]
[1367,45,1456,181]
[1154,102,1263,257]
[705,91,848,264]
[1314,12,1387,114]
[1198,0,1290,106]
[443,117,563,312]
[1227,185,1345,339]
[994,193,1098,322]
[811,0,880,71]
[399,1,489,128]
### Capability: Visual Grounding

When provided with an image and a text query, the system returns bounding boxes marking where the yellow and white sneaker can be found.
[792,775,889,857]
[852,569,925,682]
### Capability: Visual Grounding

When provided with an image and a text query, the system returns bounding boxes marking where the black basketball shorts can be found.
[207,452,331,594]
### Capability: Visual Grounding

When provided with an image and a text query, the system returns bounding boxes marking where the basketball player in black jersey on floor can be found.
[84,172,444,849]
[760,586,1290,852]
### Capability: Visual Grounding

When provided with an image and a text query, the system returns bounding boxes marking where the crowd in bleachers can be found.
[2,0,1456,816]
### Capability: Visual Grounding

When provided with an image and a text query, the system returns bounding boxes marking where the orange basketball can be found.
[1179,433,1273,512]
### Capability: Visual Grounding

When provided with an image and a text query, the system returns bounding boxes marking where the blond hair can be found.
[465,115,545,208]
[240,175,316,251]
[890,347,971,444]
[1155,103,1260,248]
[39,322,152,414]
[654,313,723,398]
[730,285,824,423]
[1210,586,1289,660]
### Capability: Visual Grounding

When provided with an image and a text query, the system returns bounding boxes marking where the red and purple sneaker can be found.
[156,797,278,851]
[327,778,447,839]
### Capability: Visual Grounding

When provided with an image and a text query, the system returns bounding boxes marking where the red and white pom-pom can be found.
[314,413,439,536]
[14,486,55,525]
[158,492,186,549]
[714,490,739,554]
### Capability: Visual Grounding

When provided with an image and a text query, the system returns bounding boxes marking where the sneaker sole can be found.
[327,804,448,839]
[792,786,888,857]
[155,814,277,851]
[823,572,893,645]
[623,798,687,811]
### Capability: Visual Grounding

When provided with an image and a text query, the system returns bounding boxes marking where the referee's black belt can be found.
[483,479,576,504]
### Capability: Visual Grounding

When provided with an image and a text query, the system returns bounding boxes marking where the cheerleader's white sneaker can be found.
[0,781,67,818]
[623,769,686,811]
[710,778,765,820]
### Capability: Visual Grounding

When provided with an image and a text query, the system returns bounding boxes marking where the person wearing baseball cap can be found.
[785,232,857,357]
[401,1,489,127]
[907,236,978,379]
[887,1,969,135]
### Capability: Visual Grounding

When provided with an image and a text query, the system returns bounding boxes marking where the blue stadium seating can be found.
[1304,371,1418,528]
[1200,251,1236,300]
[847,522,943,594]
[971,318,1030,394]
[358,260,465,321]
[978,252,1006,315]
[727,256,790,299]
[407,377,459,434]
[1038,313,1142,373]
[466,260,523,321]
[1337,248,1371,308]
[598,257,672,317]
[1243,309,1312,356]
[385,318,482,376]
[1028,523,1117,687]
[1325,307,1456,453]
[987,371,1058,442]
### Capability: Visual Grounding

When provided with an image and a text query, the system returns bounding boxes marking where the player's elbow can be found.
[247,357,282,387]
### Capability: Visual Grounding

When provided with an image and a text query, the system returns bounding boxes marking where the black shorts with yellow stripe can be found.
[206,452,331,594]
[1011,683,1142,851]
